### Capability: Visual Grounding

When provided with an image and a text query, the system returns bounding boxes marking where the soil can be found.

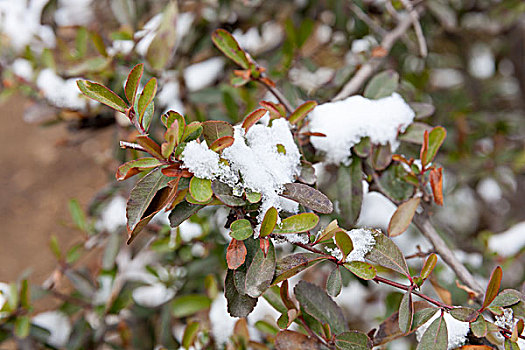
[0,95,114,283]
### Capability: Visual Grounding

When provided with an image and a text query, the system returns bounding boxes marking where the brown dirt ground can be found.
[0,95,114,283]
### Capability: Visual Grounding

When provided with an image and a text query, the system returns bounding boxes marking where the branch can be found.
[332,9,420,101]
[257,78,294,114]
[399,0,427,57]
[119,141,148,153]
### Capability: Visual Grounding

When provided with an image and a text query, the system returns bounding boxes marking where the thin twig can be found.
[333,8,421,101]
[257,78,294,114]
[399,0,428,57]
[119,141,147,153]
[348,3,388,37]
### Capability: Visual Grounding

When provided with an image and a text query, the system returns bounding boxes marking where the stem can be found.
[257,78,294,114]
[298,315,334,349]
[119,141,148,153]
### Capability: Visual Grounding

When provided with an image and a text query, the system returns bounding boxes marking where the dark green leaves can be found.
[225,269,258,317]
[77,80,127,113]
[245,241,276,298]
[211,181,245,207]
[168,201,203,228]
[363,70,399,99]
[416,314,448,350]
[273,213,319,234]
[280,183,333,214]
[334,331,372,350]
[388,197,420,237]
[229,219,253,240]
[212,29,251,69]
[481,266,502,311]
[327,267,342,297]
[365,231,410,278]
[125,63,144,105]
[294,281,348,335]
[449,307,479,322]
[172,294,211,318]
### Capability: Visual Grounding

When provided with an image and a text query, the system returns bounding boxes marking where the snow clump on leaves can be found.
[325,228,376,262]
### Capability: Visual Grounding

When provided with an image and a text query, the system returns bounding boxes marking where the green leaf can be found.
[242,108,267,132]
[413,307,439,330]
[280,183,333,214]
[273,213,319,234]
[399,292,414,334]
[202,120,234,146]
[363,70,399,99]
[19,279,30,309]
[399,122,434,144]
[260,207,278,238]
[162,121,179,158]
[189,177,213,203]
[182,121,203,142]
[162,110,186,138]
[294,281,348,335]
[212,29,251,69]
[168,201,203,228]
[470,315,487,338]
[49,235,61,259]
[14,315,30,339]
[246,190,262,203]
[330,158,363,227]
[371,144,392,170]
[146,2,178,70]
[288,101,317,125]
[229,219,254,240]
[505,339,520,350]
[137,78,157,124]
[141,100,155,132]
[211,181,245,206]
[182,321,199,349]
[365,230,410,277]
[275,330,320,350]
[344,261,376,280]
[491,289,523,308]
[449,307,479,322]
[335,331,372,350]
[423,127,447,165]
[69,199,86,231]
[420,253,438,280]
[116,157,162,181]
[125,63,144,105]
[481,266,502,311]
[77,80,127,112]
[225,269,258,317]
[273,253,325,285]
[388,197,420,237]
[172,295,211,318]
[327,267,342,297]
[335,230,353,260]
[416,314,448,350]
[377,164,414,202]
[90,31,107,57]
[245,241,276,298]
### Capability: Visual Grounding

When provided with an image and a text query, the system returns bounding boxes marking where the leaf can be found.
[211,181,245,206]
[388,197,420,237]
[331,158,363,227]
[245,241,276,298]
[420,253,438,280]
[227,239,247,269]
[168,201,203,228]
[230,219,254,240]
[335,230,353,261]
[423,127,447,166]
[504,339,520,350]
[294,281,348,335]
[288,101,317,125]
[371,144,392,170]
[172,295,211,318]
[246,190,262,203]
[430,168,444,206]
[225,269,258,317]
[146,2,178,70]
[327,267,342,297]
[280,183,333,214]
[260,207,278,238]
[182,121,203,142]
[449,307,479,322]
[126,168,171,240]
[275,330,320,350]
[491,289,523,308]
[470,315,487,338]
[14,315,30,339]
[68,199,86,231]
[334,331,372,350]
[202,120,234,146]
[116,157,162,180]
[162,110,186,135]
[260,100,286,118]
[162,121,180,158]
[136,135,164,159]
[273,253,325,285]
[210,136,234,152]
[481,266,503,311]
[315,220,340,244]
[416,314,448,350]
[410,103,436,120]
[137,78,157,124]
[212,29,251,69]
[363,70,399,99]
[77,80,127,112]
[273,213,319,234]
[242,108,267,132]
[189,177,213,203]
[399,292,414,334]
[399,122,434,144]
[343,261,377,280]
[365,231,410,277]
[125,63,144,105]
[413,307,439,330]
[182,322,199,349]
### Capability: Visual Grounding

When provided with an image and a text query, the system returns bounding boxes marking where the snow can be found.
[356,182,397,230]
[182,118,301,232]
[0,282,10,314]
[95,196,127,233]
[0,0,55,52]
[325,228,376,262]
[232,22,283,54]
[477,177,502,203]
[416,311,469,350]
[183,57,225,92]
[488,221,525,257]
[289,66,335,93]
[55,0,93,27]
[176,220,203,242]
[132,283,176,308]
[308,93,415,165]
[36,69,87,110]
[469,44,495,79]
[430,68,464,89]
[157,72,185,114]
[32,311,72,348]
[316,24,332,45]
[107,40,134,56]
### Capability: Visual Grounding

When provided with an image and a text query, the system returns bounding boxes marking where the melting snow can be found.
[308,93,415,165]
[488,221,525,257]
[32,311,72,348]
[183,57,225,92]
[416,311,469,350]
[11,58,34,81]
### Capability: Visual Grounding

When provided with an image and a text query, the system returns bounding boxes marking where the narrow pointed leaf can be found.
[245,241,276,298]
[137,78,157,123]
[189,177,213,203]
[273,213,319,234]
[424,127,447,165]
[281,183,333,214]
[388,197,420,237]
[481,266,503,310]
[116,157,162,180]
[334,331,372,350]
[125,63,144,105]
[77,80,127,112]
[288,101,317,125]
[242,108,267,132]
[344,261,376,280]
[182,121,203,142]
[182,322,199,349]
[365,231,410,277]
[172,295,211,318]
[430,168,444,206]
[161,120,179,158]
[260,207,278,238]
[416,315,448,350]
[420,253,438,280]
[212,29,251,69]
[327,267,342,297]
[399,292,414,334]
[273,253,325,285]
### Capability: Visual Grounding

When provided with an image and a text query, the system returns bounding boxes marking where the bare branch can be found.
[119,141,147,153]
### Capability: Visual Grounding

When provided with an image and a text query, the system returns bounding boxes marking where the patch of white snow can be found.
[32,311,72,348]
[183,57,225,92]
[36,69,87,110]
[488,221,525,257]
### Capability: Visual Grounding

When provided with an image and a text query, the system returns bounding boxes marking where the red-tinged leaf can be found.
[301,132,326,137]
[202,120,234,146]
[260,101,286,119]
[260,207,278,238]
[399,291,414,334]
[344,261,377,280]
[162,110,186,136]
[280,183,333,214]
[116,157,161,180]
[371,143,392,170]
[259,76,275,87]
[280,280,296,310]
[512,319,524,342]
[137,78,157,124]
[161,120,179,158]
[274,330,320,350]
[425,127,447,165]
[260,238,270,257]
[335,230,353,261]
[288,101,317,125]
[125,63,144,105]
[136,135,164,159]
[388,197,420,237]
[77,80,127,113]
[470,315,487,338]
[212,29,251,69]
[315,220,340,244]
[210,136,234,152]
[242,108,267,132]
[481,266,503,311]
[430,168,444,206]
[227,239,247,270]
[182,121,203,142]
[420,130,429,167]
[162,165,193,178]
[420,253,437,280]
[459,346,493,350]
[449,307,479,323]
